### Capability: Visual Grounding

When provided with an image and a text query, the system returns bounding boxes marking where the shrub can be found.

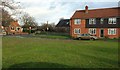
[104,36,109,39]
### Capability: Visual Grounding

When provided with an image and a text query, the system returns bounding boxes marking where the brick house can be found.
[2,20,23,35]
[70,6,120,39]
[1,7,25,35]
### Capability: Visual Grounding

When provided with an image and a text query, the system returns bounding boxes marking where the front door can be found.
[100,29,104,37]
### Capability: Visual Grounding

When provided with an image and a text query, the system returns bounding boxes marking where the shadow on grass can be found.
[2,62,72,70]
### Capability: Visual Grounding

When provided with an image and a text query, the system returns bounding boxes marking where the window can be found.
[74,28,80,34]
[66,22,69,24]
[89,19,96,24]
[74,19,81,24]
[16,27,21,31]
[81,34,84,36]
[89,28,96,35]
[108,28,116,35]
[108,18,116,24]
[11,27,14,30]
[100,18,104,24]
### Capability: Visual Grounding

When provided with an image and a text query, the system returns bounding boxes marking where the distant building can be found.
[1,7,26,35]
[1,20,23,35]
[56,19,70,33]
[70,6,120,39]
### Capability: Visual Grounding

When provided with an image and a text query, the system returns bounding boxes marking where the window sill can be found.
[108,34,116,35]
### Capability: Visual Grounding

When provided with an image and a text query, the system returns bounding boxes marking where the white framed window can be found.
[74,28,80,34]
[16,27,21,31]
[108,18,116,24]
[89,28,96,35]
[74,19,81,24]
[108,28,116,35]
[100,18,104,24]
[89,19,96,24]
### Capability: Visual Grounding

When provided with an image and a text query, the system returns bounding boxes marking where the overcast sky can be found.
[14,0,120,25]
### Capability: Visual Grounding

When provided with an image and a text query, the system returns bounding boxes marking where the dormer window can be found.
[108,18,116,24]
[11,27,14,30]
[16,27,21,31]
[100,18,104,24]
[74,19,81,24]
[89,19,96,24]
[66,22,69,25]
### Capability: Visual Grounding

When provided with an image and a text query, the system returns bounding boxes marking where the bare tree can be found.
[1,0,22,25]
[21,12,38,28]
[1,0,38,28]
[1,0,21,11]
[1,8,14,26]
[40,23,55,32]
[1,0,22,15]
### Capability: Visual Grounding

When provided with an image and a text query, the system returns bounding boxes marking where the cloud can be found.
[14,0,119,25]
[15,0,120,2]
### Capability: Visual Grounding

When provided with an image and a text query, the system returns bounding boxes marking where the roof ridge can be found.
[76,7,120,12]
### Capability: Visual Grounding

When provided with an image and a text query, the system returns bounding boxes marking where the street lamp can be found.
[46,27,49,31]
[29,26,31,34]
[0,26,4,34]
[1,26,4,29]
[46,21,49,31]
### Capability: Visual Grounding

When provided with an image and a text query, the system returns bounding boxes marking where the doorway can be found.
[100,29,104,37]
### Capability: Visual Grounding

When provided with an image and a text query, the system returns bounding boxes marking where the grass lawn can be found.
[0,37,2,69]
[2,36,119,68]
[33,34,70,39]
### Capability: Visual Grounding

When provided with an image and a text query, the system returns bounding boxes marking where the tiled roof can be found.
[56,19,70,27]
[71,7,120,19]
[10,21,20,27]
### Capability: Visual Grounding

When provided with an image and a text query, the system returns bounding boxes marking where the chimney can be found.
[14,20,18,22]
[85,5,88,13]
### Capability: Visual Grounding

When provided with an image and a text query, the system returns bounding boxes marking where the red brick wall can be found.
[70,19,120,39]
[70,19,88,38]
[118,28,120,38]
[105,28,120,38]
[95,28,119,38]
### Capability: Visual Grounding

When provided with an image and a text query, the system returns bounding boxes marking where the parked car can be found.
[76,33,98,40]
[0,30,6,35]
[2,30,6,35]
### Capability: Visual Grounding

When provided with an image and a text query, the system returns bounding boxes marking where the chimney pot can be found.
[85,5,88,13]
